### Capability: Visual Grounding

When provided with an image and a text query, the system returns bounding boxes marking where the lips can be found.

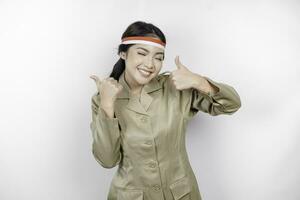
[138,68,153,73]
[138,68,152,77]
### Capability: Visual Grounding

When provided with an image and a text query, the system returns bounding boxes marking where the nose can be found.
[145,57,154,69]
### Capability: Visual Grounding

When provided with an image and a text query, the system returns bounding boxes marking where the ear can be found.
[120,52,126,60]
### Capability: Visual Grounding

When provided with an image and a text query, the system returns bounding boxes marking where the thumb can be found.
[89,75,102,84]
[175,55,186,70]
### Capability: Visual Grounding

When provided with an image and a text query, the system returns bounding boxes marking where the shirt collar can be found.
[117,71,162,99]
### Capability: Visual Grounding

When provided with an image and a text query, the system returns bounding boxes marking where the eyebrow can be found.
[136,47,164,55]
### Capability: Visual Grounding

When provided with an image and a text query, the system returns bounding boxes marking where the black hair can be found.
[109,21,166,80]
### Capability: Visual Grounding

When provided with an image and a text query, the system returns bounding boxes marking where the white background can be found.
[0,0,299,200]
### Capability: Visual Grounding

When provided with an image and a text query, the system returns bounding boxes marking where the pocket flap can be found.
[169,176,191,200]
[117,189,143,200]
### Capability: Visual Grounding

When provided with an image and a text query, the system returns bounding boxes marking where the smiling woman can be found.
[119,43,165,96]
[89,21,241,200]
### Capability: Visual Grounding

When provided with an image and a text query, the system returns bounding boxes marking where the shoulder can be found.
[156,71,196,116]
[156,71,192,99]
[156,71,172,89]
[157,71,169,80]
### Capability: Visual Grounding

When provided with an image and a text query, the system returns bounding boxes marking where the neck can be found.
[124,71,143,96]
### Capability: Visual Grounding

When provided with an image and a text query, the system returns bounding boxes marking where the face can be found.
[120,43,165,91]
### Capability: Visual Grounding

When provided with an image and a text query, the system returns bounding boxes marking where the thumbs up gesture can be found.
[89,75,123,108]
[170,56,218,94]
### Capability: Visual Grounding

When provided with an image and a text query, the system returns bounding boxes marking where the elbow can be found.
[234,95,242,111]
[225,86,242,114]
[225,97,242,115]
[100,161,120,169]
[236,98,242,110]
[92,149,121,169]
[208,99,242,116]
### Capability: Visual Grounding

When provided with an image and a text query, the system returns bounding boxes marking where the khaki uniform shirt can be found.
[90,70,241,200]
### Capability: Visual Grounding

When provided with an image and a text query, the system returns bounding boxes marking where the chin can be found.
[137,77,152,85]
[136,73,156,84]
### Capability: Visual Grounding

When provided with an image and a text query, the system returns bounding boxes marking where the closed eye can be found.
[138,52,146,56]
[138,52,163,61]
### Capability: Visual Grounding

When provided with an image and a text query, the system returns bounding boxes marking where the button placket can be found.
[134,113,162,194]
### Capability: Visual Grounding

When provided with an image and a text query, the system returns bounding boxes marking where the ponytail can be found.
[109,58,125,80]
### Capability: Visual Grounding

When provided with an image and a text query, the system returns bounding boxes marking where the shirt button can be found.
[152,184,161,191]
[140,116,148,123]
[144,140,152,145]
[148,161,156,168]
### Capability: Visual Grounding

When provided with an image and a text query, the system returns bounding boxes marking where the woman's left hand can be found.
[170,55,211,92]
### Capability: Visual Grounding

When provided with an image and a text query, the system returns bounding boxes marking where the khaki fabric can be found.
[90,70,241,200]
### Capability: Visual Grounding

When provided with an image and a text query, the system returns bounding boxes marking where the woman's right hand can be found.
[89,75,123,109]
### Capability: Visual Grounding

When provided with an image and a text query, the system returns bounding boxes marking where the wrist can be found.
[191,74,211,93]
[99,104,115,119]
[100,102,114,110]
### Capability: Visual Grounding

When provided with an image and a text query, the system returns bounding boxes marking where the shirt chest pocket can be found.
[117,189,143,200]
[169,176,192,200]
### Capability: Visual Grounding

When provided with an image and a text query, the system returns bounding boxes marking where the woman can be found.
[89,21,241,200]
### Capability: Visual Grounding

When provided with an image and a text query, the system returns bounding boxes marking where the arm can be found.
[90,92,122,168]
[185,76,242,118]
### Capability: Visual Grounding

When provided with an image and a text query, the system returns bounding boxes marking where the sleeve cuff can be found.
[201,76,223,102]
[97,106,119,123]
[93,106,121,140]
[202,76,242,110]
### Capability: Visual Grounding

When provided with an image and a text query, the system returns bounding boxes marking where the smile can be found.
[138,68,152,77]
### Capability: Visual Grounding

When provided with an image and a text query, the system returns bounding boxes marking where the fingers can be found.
[116,83,123,91]
[107,77,115,82]
[108,78,122,89]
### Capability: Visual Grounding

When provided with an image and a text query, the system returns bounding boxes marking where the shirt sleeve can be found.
[183,76,242,119]
[90,92,122,169]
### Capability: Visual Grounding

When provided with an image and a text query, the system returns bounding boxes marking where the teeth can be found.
[138,68,151,76]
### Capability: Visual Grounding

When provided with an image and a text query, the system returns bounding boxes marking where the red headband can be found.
[121,36,166,49]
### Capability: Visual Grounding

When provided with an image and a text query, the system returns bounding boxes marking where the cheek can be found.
[126,61,141,71]
[132,60,143,69]
[155,64,163,72]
